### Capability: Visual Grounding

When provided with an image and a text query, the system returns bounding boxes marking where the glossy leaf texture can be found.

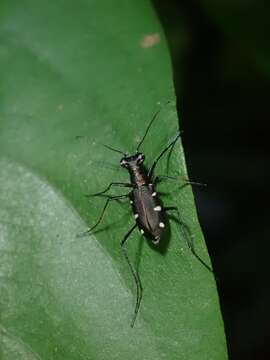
[0,1,227,359]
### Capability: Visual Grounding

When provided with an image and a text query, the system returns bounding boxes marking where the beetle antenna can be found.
[103,144,126,155]
[136,100,171,152]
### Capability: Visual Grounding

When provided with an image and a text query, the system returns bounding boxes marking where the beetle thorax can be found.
[129,165,147,187]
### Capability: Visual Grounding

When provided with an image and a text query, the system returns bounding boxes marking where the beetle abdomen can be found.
[130,185,165,244]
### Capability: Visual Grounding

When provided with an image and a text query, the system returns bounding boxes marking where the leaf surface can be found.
[0,1,227,359]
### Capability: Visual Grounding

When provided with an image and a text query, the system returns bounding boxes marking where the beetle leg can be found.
[154,176,206,189]
[154,175,178,185]
[120,224,143,328]
[78,194,129,237]
[180,178,207,188]
[148,132,181,180]
[85,182,133,197]
[165,206,213,273]
[87,193,129,203]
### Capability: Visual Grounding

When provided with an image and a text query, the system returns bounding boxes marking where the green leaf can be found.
[0,1,227,359]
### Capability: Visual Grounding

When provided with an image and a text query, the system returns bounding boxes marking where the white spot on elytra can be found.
[159,222,165,228]
[134,214,139,219]
[140,229,144,234]
[152,192,157,197]
[154,206,161,211]
[130,200,133,204]
[153,236,160,244]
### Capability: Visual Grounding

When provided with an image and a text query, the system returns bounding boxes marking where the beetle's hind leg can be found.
[77,194,129,237]
[165,206,213,273]
[120,224,143,328]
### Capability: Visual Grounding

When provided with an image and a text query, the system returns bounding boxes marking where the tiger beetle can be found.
[83,104,211,327]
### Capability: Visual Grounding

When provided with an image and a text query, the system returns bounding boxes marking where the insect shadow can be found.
[80,103,212,327]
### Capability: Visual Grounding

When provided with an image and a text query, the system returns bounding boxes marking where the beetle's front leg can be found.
[148,132,181,180]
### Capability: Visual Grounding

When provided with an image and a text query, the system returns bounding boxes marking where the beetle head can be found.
[120,152,145,168]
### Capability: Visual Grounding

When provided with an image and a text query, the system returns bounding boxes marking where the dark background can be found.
[153,1,270,359]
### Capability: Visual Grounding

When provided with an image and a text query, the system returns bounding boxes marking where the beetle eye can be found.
[120,159,128,167]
